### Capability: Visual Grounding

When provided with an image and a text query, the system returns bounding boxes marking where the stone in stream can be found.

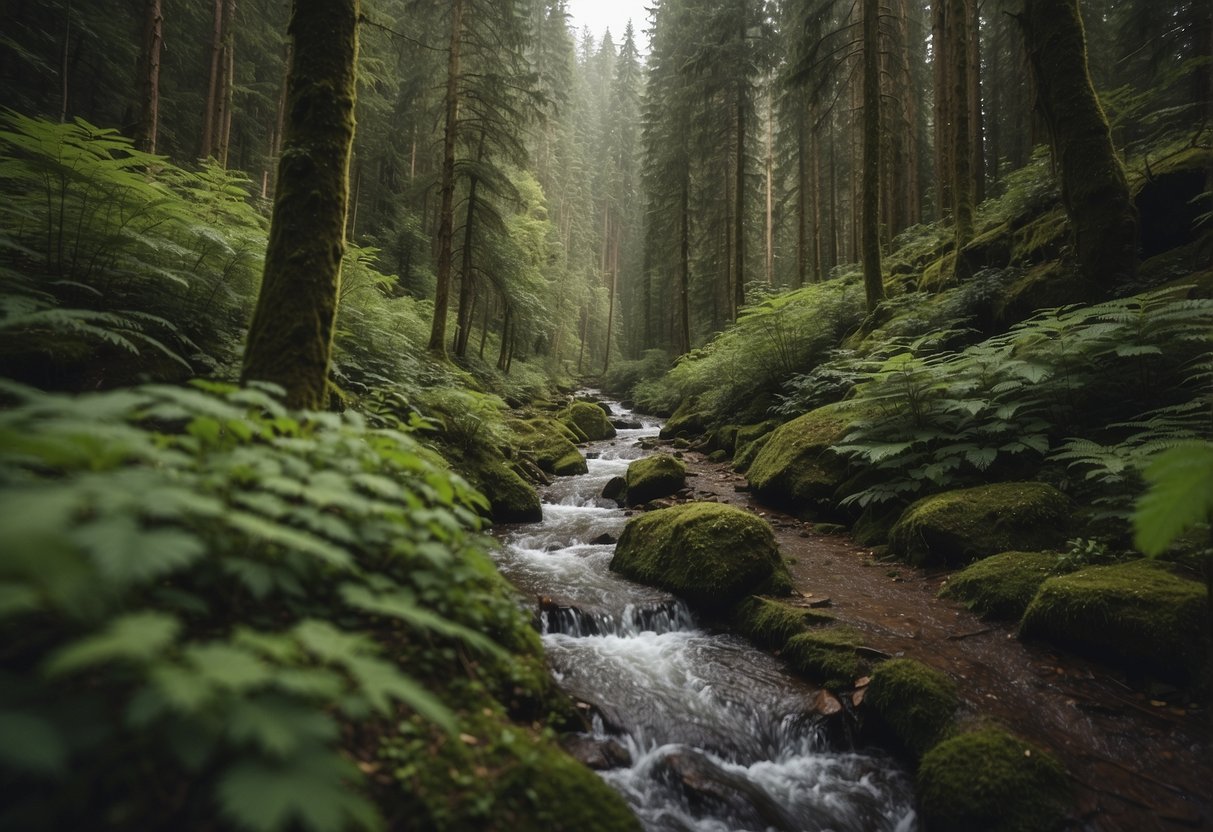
[601,476,627,503]
[559,401,617,441]
[590,532,616,545]
[612,418,643,430]
[624,454,687,506]
[611,502,793,612]
[506,416,588,476]
[559,734,632,771]
[861,658,959,760]
[656,751,800,831]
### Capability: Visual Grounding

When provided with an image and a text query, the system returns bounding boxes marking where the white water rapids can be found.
[496,399,918,832]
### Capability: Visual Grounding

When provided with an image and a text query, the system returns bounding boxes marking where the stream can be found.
[496,398,918,832]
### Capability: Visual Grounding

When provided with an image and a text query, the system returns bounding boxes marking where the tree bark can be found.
[241,0,359,410]
[1020,0,1137,287]
[428,0,464,356]
[135,0,162,154]
[201,0,224,159]
[454,131,485,358]
[951,0,975,254]
[678,174,691,354]
[861,0,885,312]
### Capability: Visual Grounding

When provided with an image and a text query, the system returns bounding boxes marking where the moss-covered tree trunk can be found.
[240,0,358,409]
[1020,0,1137,287]
[428,0,463,356]
[860,0,885,312]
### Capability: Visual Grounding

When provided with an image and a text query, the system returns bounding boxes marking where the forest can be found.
[0,0,1210,830]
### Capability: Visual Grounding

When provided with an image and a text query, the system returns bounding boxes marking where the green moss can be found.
[382,708,641,832]
[733,430,774,474]
[730,596,834,649]
[865,659,959,759]
[508,417,588,476]
[461,454,542,524]
[1010,207,1069,265]
[917,728,1070,832]
[782,627,870,690]
[940,551,1058,620]
[733,419,780,459]
[993,260,1098,327]
[560,402,616,441]
[1020,559,1210,682]
[888,482,1071,568]
[705,424,740,454]
[610,502,791,611]
[919,252,957,293]
[746,403,856,516]
[659,397,706,440]
[625,454,687,505]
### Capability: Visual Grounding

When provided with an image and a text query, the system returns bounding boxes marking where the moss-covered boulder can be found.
[733,430,775,474]
[888,482,1071,568]
[659,397,707,440]
[864,659,959,760]
[734,419,780,459]
[745,403,856,516]
[624,454,687,505]
[463,455,543,524]
[508,417,588,476]
[940,551,1058,620]
[1020,559,1210,682]
[917,728,1070,832]
[610,503,791,611]
[783,627,871,690]
[730,596,834,649]
[560,402,616,441]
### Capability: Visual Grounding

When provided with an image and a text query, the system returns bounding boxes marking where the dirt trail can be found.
[648,447,1212,832]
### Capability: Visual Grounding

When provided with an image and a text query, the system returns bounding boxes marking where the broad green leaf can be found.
[45,611,181,676]
[1134,442,1213,556]
[0,711,68,774]
[216,754,381,832]
[185,643,271,692]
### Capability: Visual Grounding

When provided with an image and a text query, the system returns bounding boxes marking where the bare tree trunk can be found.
[951,0,975,254]
[678,174,691,354]
[765,83,774,287]
[201,0,224,159]
[861,0,885,312]
[241,0,359,409]
[796,112,807,288]
[932,0,952,221]
[217,1,236,168]
[1020,0,1137,287]
[454,131,485,358]
[734,69,747,314]
[603,234,618,373]
[135,0,163,154]
[968,0,985,203]
[428,0,464,355]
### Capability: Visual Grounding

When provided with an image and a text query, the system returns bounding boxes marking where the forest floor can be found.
[629,442,1213,832]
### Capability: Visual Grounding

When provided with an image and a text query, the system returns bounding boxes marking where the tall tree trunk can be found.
[765,83,774,287]
[60,0,73,123]
[498,306,513,371]
[135,0,162,154]
[861,0,885,311]
[603,234,618,373]
[1020,0,1137,287]
[734,70,747,314]
[796,113,807,288]
[454,131,485,358]
[951,0,975,253]
[678,174,691,355]
[428,0,464,355]
[241,0,359,409]
[217,0,236,168]
[932,0,952,220]
[201,0,224,159]
[968,1,985,203]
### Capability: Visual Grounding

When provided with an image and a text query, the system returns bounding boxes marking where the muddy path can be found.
[649,445,1213,832]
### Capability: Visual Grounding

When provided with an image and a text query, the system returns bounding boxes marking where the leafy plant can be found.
[0,381,546,832]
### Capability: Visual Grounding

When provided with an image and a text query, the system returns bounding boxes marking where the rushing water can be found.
[496,399,917,832]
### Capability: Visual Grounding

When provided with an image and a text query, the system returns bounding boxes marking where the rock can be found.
[559,734,632,771]
[733,419,780,461]
[672,437,691,449]
[745,403,858,518]
[560,402,617,441]
[812,690,844,717]
[611,503,792,612]
[624,454,687,506]
[940,551,1058,620]
[585,452,601,460]
[659,397,707,440]
[460,453,542,524]
[862,658,959,760]
[657,752,800,831]
[782,626,871,690]
[707,449,728,463]
[1020,559,1209,683]
[888,482,1072,568]
[601,476,627,502]
[813,523,848,536]
[612,419,642,430]
[507,416,589,476]
[917,728,1070,832]
[730,596,834,649]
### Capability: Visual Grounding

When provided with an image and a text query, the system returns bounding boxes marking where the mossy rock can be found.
[624,454,687,506]
[733,419,780,459]
[782,627,870,690]
[746,403,856,517]
[733,430,775,474]
[919,251,958,293]
[462,455,543,524]
[888,482,1071,568]
[704,424,740,454]
[865,659,959,760]
[730,596,834,649]
[610,503,791,612]
[940,551,1058,620]
[1020,559,1210,683]
[993,260,1099,327]
[560,402,616,441]
[917,728,1070,832]
[659,397,707,440]
[508,418,588,477]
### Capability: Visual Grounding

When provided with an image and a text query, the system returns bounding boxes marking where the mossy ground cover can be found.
[888,482,1070,568]
[729,596,835,649]
[782,627,871,690]
[940,551,1059,620]
[917,728,1070,832]
[610,502,791,611]
[865,659,959,760]
[1020,559,1210,683]
[658,396,707,440]
[625,454,686,505]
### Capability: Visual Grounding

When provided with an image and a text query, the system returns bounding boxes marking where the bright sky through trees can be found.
[566,0,651,51]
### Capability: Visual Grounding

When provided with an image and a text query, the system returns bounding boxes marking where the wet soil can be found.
[641,445,1212,832]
